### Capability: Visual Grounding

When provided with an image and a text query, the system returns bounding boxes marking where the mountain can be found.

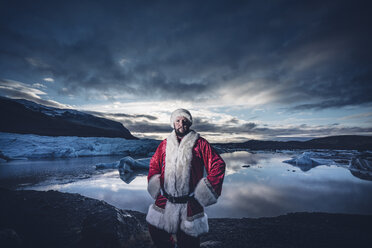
[214,135,372,151]
[0,96,137,139]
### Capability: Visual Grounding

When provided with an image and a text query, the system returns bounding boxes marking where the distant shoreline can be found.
[213,135,372,151]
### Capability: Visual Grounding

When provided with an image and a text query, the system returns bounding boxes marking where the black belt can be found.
[161,189,194,204]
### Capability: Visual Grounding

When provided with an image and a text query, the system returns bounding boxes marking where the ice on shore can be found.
[96,156,151,172]
[0,132,159,159]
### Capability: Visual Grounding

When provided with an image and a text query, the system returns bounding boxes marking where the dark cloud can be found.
[225,118,240,124]
[82,110,169,133]
[117,116,370,139]
[120,114,372,140]
[69,108,372,139]
[0,79,68,108]
[0,0,371,108]
[193,117,257,133]
[126,121,171,133]
[195,115,372,140]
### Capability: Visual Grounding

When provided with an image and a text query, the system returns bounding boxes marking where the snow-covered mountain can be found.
[0,96,136,139]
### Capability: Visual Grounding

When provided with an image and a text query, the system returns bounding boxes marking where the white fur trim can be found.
[164,130,199,196]
[162,202,187,233]
[147,174,161,199]
[170,108,193,128]
[146,203,187,234]
[146,204,164,228]
[162,130,199,233]
[180,213,209,237]
[194,178,218,207]
[146,203,209,237]
[146,130,201,234]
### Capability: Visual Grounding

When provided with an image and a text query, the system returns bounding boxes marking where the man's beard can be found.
[175,127,189,137]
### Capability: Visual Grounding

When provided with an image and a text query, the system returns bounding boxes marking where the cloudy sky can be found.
[1,0,371,142]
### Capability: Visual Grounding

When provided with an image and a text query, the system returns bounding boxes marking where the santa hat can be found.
[170,108,193,128]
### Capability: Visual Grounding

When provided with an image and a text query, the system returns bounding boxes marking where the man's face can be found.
[174,116,191,137]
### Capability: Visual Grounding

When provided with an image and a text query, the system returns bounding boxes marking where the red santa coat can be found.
[146,130,225,237]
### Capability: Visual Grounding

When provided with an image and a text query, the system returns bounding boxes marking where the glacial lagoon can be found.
[1,151,372,218]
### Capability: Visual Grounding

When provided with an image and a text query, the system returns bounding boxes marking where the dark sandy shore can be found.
[1,188,371,248]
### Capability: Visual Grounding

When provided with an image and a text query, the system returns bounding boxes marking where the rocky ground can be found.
[1,188,371,248]
[0,188,152,248]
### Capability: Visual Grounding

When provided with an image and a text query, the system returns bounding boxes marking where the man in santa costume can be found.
[146,108,226,248]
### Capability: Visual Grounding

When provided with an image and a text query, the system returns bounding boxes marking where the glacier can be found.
[0,132,159,159]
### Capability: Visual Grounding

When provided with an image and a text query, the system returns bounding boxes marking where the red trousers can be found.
[148,224,200,248]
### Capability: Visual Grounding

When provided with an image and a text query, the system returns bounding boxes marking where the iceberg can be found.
[283,152,322,166]
[349,156,372,172]
[282,152,335,171]
[0,150,10,161]
[0,132,159,159]
[348,153,372,181]
[95,156,151,171]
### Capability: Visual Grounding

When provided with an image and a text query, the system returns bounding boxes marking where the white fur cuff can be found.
[180,213,209,237]
[194,178,218,207]
[147,174,161,199]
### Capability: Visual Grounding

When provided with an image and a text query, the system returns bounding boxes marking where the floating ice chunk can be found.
[283,152,323,166]
[118,157,150,172]
[95,156,151,171]
[349,157,372,172]
[349,157,372,181]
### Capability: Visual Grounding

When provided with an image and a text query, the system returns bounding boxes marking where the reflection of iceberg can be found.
[118,168,146,184]
[119,170,137,184]
[95,156,150,171]
[96,156,150,184]
[350,170,372,181]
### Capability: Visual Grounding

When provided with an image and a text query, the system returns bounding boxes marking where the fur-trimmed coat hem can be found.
[146,203,209,237]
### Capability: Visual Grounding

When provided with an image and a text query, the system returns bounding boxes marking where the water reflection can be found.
[208,163,372,218]
[20,170,154,214]
[222,151,277,175]
[1,151,372,218]
[206,151,372,217]
[0,155,123,189]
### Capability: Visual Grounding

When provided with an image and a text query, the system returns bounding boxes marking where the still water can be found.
[1,151,372,218]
